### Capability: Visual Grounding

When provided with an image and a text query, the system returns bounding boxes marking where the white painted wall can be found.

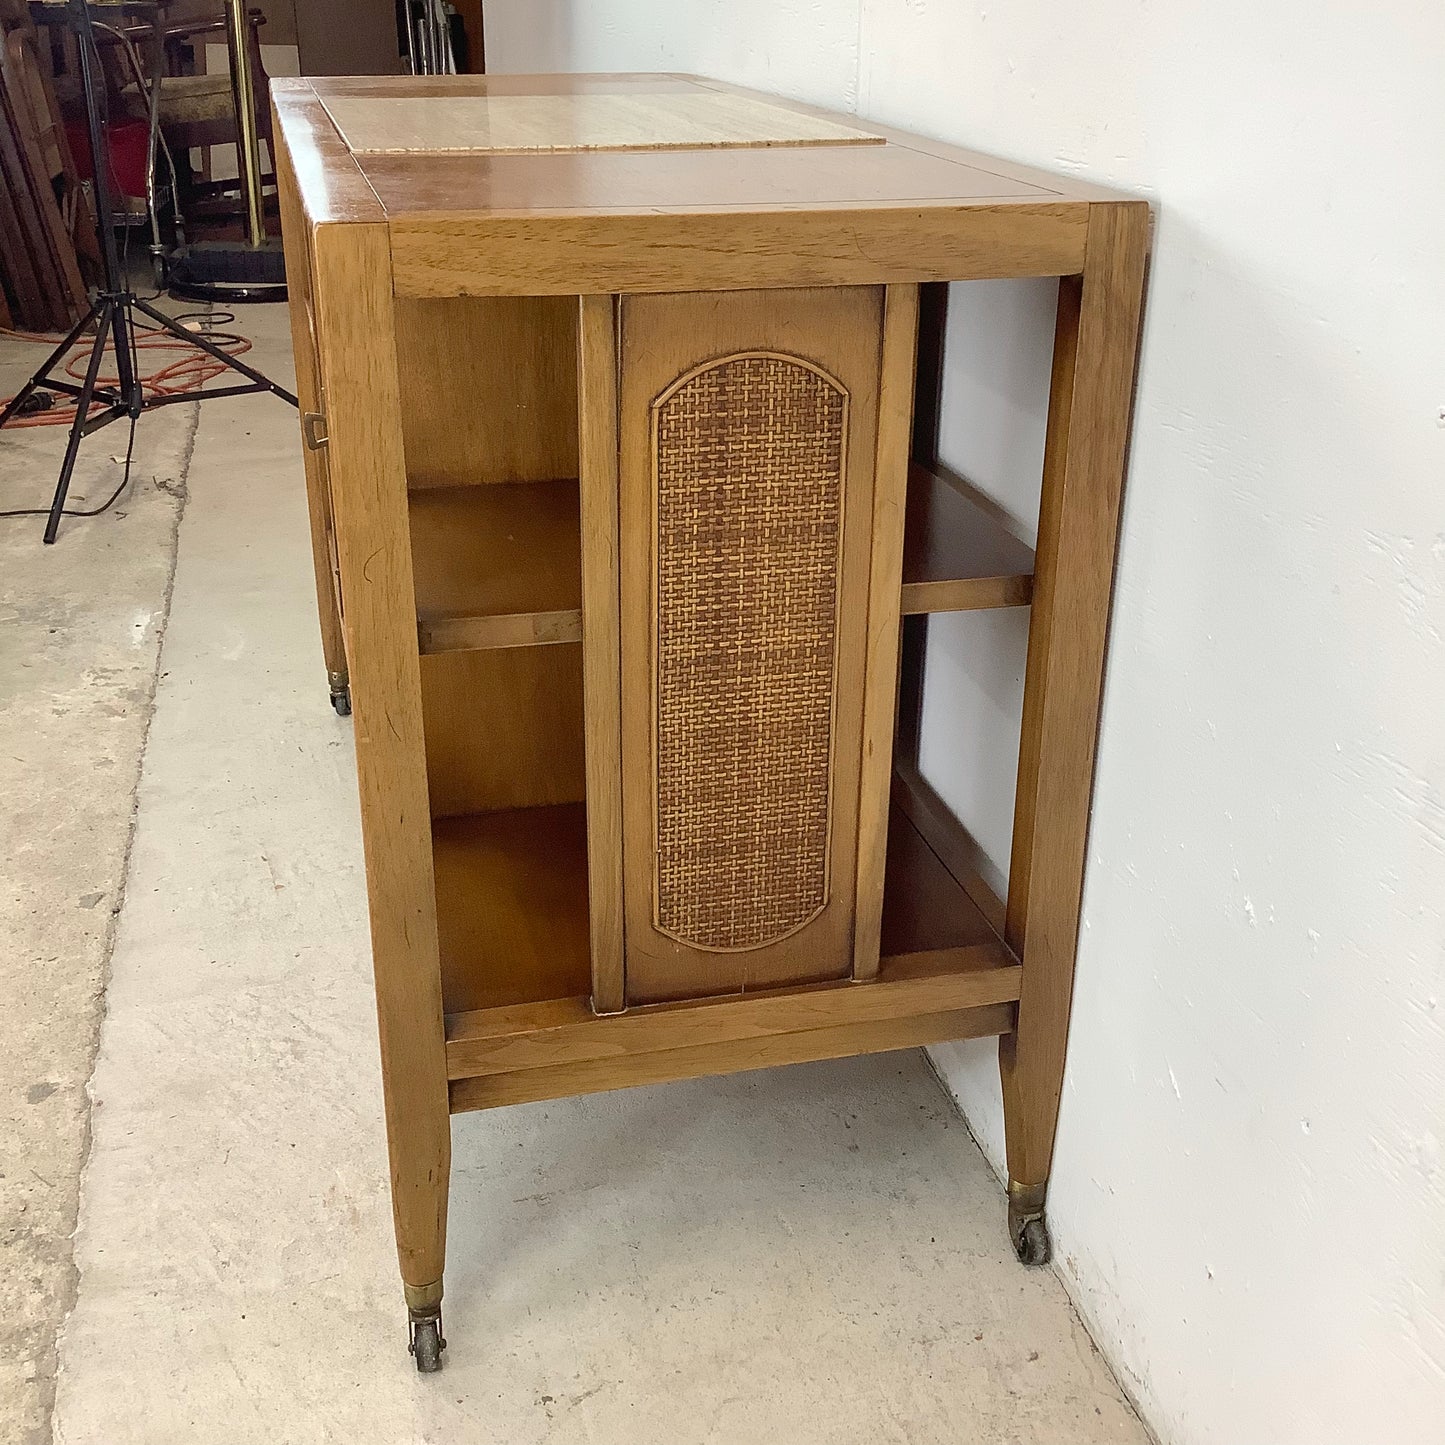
[488,8,1445,1442]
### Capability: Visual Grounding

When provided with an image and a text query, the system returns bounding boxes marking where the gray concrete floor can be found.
[3,305,1151,1445]
[1,313,195,1445]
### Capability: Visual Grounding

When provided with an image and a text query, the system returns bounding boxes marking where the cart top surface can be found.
[272,72,1133,226]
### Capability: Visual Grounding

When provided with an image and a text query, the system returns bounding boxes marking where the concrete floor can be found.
[1,317,194,1445]
[3,305,1152,1444]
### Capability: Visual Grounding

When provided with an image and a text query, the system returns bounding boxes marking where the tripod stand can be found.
[0,0,296,543]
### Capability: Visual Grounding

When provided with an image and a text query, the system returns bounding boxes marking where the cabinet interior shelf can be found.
[436,786,1019,1106]
[409,479,582,654]
[901,462,1035,614]
[409,462,1035,660]
[433,801,592,1016]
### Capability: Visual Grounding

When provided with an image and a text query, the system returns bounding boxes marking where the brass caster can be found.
[330,684,351,717]
[1008,1180,1051,1266]
[408,1308,446,1373]
[1013,1214,1051,1266]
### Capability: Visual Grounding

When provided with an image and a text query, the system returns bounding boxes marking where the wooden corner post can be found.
[1000,200,1149,1259]
[309,218,452,1325]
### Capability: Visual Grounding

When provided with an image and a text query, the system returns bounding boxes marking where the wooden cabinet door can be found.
[617,287,886,1004]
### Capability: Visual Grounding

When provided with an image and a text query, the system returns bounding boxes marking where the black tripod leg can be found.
[44,307,113,545]
[110,287,142,414]
[130,298,299,407]
[0,300,102,429]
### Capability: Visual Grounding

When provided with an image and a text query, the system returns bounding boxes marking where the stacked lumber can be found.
[0,2,90,329]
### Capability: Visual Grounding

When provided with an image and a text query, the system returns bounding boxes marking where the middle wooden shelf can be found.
[408,462,1038,660]
[409,478,582,654]
[900,462,1035,614]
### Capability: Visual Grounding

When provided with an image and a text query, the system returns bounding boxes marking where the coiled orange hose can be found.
[0,319,255,427]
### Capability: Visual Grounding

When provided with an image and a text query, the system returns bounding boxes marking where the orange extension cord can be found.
[0,315,254,427]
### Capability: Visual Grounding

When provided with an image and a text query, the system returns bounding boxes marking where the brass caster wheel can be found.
[1007,1181,1051,1267]
[408,1310,446,1373]
[1012,1214,1051,1266]
[330,685,351,717]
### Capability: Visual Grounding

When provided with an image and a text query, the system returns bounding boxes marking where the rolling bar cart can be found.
[272,72,1149,1372]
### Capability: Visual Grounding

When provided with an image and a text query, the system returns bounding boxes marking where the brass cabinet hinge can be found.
[301,411,329,451]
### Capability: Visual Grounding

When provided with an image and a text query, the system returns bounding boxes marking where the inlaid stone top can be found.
[318,89,885,156]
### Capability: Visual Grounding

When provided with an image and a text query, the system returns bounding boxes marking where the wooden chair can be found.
[117,1,275,226]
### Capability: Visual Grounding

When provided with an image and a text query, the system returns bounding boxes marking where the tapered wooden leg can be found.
[310,216,452,1363]
[1000,202,1150,1262]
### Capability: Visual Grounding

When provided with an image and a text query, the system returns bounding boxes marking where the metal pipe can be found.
[91,22,184,260]
[441,2,458,74]
[402,0,420,74]
[223,0,265,249]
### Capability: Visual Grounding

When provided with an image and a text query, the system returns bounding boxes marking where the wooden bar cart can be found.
[271,73,1149,1372]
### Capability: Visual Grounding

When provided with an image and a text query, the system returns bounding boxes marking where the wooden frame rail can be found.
[446,949,1020,1111]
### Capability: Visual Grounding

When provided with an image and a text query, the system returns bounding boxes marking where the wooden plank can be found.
[433,804,592,1014]
[0,37,84,322]
[394,295,578,488]
[449,1002,1016,1111]
[419,647,585,817]
[446,949,1020,1080]
[0,74,68,330]
[418,609,582,654]
[308,213,450,1297]
[901,577,1029,614]
[1000,200,1151,1194]
[853,284,920,980]
[577,294,626,1014]
[389,205,1089,298]
[618,286,883,1003]
[0,133,48,327]
[900,463,1035,613]
[892,760,1008,939]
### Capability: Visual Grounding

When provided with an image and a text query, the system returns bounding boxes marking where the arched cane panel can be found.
[650,352,849,951]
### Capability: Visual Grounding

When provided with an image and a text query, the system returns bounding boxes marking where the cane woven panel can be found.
[652,353,847,951]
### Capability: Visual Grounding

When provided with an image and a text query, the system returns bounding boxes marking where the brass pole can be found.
[223,0,265,248]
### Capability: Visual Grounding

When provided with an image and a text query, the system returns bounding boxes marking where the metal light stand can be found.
[0,0,296,544]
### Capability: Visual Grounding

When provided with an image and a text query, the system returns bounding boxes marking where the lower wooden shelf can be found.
[439,792,1019,1112]
[434,803,592,1015]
